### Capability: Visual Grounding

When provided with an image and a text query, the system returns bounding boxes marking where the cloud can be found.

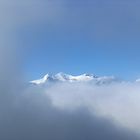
[45,82,140,133]
[0,45,140,140]
[0,0,64,27]
[1,0,140,41]
[1,83,140,140]
[0,48,140,140]
[1,0,140,139]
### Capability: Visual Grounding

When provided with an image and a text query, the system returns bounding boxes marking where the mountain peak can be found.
[30,72,118,85]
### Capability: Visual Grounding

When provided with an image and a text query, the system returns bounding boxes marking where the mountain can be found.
[30,72,118,85]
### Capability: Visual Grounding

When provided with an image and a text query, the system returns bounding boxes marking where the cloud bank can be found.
[0,45,140,140]
[1,0,140,139]
[46,82,140,132]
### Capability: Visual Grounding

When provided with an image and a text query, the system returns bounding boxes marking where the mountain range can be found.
[30,72,118,85]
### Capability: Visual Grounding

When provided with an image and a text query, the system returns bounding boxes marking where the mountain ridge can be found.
[30,72,118,85]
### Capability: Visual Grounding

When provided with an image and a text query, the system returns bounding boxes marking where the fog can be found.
[0,46,140,140]
[1,0,140,139]
[46,82,140,132]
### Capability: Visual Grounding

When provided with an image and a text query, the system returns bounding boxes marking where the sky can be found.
[8,0,140,80]
[1,1,140,140]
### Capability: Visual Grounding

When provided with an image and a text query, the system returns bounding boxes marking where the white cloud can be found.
[45,82,140,134]
[0,45,139,139]
[0,0,140,139]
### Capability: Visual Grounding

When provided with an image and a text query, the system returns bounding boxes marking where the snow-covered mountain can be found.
[30,72,118,85]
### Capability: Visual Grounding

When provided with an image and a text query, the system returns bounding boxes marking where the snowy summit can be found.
[30,72,117,85]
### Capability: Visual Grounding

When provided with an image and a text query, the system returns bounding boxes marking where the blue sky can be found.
[16,0,140,80]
